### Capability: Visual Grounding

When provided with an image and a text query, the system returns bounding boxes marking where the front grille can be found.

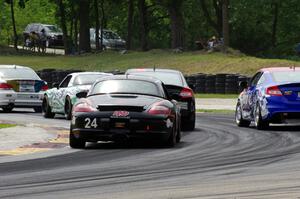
[97,105,145,112]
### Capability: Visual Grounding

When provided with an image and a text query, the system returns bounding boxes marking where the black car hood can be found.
[88,94,163,111]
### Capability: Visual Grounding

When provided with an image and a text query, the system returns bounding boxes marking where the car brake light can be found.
[266,86,282,96]
[0,83,13,90]
[179,87,193,98]
[41,84,49,91]
[148,102,171,115]
[73,103,96,113]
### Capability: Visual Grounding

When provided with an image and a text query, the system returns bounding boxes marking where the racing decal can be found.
[84,118,98,128]
[112,111,129,117]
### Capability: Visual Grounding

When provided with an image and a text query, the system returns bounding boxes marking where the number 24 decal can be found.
[85,118,98,128]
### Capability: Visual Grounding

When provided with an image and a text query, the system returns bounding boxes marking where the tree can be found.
[200,0,222,37]
[126,0,134,50]
[138,0,148,51]
[159,0,184,49]
[94,0,100,51]
[56,0,71,54]
[222,0,229,51]
[79,0,91,53]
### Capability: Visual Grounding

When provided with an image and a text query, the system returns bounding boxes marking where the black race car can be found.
[70,75,181,148]
[126,68,195,130]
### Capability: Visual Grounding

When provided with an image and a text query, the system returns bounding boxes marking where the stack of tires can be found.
[38,69,56,87]
[195,73,206,93]
[225,74,239,94]
[215,74,227,94]
[205,75,216,93]
[237,75,251,92]
[186,75,196,91]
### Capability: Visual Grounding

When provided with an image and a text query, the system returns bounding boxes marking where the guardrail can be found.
[37,69,250,93]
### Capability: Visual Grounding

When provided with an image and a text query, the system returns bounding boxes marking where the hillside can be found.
[0,48,298,76]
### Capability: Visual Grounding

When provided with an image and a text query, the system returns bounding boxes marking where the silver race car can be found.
[42,72,112,119]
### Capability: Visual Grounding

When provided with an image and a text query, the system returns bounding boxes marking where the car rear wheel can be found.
[182,114,195,131]
[33,106,42,113]
[176,117,181,143]
[254,104,269,130]
[235,102,251,127]
[42,96,55,118]
[2,106,13,113]
[166,125,176,147]
[65,97,72,120]
[69,132,86,149]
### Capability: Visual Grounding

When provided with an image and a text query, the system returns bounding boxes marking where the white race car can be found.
[42,72,112,119]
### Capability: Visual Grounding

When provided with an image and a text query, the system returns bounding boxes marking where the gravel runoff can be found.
[0,99,236,151]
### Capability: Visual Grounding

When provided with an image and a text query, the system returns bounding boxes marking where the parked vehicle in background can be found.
[42,72,113,120]
[90,28,126,50]
[0,65,48,113]
[126,68,196,131]
[70,75,181,148]
[236,67,300,129]
[23,23,63,48]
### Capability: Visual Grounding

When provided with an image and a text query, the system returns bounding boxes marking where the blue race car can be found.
[236,67,300,129]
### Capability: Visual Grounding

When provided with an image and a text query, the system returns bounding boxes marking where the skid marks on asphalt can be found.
[0,130,69,156]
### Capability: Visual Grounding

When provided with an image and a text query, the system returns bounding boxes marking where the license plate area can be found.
[17,93,39,100]
[110,118,129,129]
[178,102,188,110]
[19,81,35,92]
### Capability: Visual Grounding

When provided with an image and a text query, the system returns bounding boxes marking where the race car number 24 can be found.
[85,118,98,128]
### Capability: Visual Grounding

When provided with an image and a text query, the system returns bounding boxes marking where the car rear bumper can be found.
[71,115,174,142]
[266,98,300,121]
[71,128,171,142]
[0,91,44,108]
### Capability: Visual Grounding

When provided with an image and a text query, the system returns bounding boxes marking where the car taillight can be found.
[73,103,96,113]
[266,86,282,96]
[0,83,13,90]
[148,103,171,115]
[179,87,193,98]
[41,84,49,91]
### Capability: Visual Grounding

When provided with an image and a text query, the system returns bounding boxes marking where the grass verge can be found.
[196,109,235,114]
[0,124,17,129]
[0,47,299,75]
[195,94,238,99]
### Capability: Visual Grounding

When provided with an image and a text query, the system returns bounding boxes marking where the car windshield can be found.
[0,68,40,80]
[91,79,161,97]
[271,71,300,83]
[45,25,62,33]
[73,74,109,86]
[103,31,120,39]
[129,71,183,87]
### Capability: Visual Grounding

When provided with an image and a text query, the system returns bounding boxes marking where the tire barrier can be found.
[186,73,251,94]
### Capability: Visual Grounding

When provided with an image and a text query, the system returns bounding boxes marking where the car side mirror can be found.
[239,81,248,89]
[76,91,88,98]
[52,82,59,89]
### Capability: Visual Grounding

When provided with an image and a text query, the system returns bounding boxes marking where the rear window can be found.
[91,79,162,97]
[129,71,183,87]
[73,74,109,86]
[271,71,300,83]
[0,68,40,80]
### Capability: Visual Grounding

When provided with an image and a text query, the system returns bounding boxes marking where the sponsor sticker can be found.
[112,110,129,118]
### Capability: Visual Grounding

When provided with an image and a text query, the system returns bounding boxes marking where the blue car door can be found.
[244,72,263,118]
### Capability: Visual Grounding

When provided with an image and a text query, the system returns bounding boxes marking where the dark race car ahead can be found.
[70,75,181,148]
[236,67,300,129]
[126,68,195,131]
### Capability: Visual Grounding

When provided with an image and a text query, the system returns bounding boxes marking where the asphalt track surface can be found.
[0,111,300,199]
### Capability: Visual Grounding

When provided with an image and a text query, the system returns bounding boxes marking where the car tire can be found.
[166,125,176,147]
[176,118,181,143]
[69,131,85,149]
[254,104,269,130]
[33,106,42,113]
[235,102,251,127]
[65,97,72,120]
[2,106,13,113]
[182,114,195,131]
[42,96,55,118]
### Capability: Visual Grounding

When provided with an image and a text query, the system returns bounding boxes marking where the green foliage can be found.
[0,0,300,57]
